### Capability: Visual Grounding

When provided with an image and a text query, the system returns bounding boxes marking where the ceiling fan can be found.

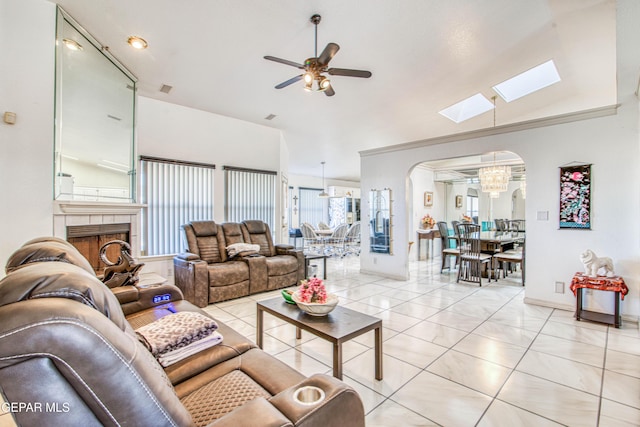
[264,14,372,97]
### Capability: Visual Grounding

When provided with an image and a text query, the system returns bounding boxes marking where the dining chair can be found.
[457,223,493,286]
[493,239,525,285]
[300,222,323,254]
[325,223,349,256]
[317,221,331,230]
[343,222,361,256]
[437,221,459,273]
[451,220,461,244]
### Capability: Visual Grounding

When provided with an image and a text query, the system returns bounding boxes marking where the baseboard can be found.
[523,297,574,312]
[524,297,639,326]
[359,268,408,281]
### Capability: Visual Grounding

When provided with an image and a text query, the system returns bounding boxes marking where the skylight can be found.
[439,94,495,124]
[493,60,561,102]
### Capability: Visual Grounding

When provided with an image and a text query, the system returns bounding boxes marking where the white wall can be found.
[362,102,640,317]
[137,96,286,225]
[360,0,640,320]
[0,0,57,278]
[287,174,360,228]
[0,2,290,280]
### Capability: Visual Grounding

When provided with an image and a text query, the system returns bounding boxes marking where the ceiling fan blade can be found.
[327,68,372,78]
[317,43,340,66]
[275,75,303,89]
[324,86,335,97]
[264,56,305,69]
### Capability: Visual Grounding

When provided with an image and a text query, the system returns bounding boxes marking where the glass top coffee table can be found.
[256,297,383,381]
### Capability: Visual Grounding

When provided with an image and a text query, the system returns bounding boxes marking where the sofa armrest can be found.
[242,255,268,294]
[175,251,201,261]
[275,247,305,283]
[173,255,209,308]
[119,283,185,316]
[268,374,365,427]
[110,285,139,305]
[275,244,295,251]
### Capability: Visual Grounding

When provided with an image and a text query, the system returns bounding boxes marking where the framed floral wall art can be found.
[424,191,433,207]
[559,164,591,229]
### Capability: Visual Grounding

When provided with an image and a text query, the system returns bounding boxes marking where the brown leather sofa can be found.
[174,220,304,307]
[0,240,365,426]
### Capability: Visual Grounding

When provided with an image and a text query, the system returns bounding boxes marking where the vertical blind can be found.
[298,187,325,228]
[224,167,276,231]
[140,156,215,256]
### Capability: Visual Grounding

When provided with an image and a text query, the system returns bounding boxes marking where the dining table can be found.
[478,230,524,253]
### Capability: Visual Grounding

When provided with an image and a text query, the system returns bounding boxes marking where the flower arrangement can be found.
[421,214,436,229]
[297,277,327,304]
[461,214,473,223]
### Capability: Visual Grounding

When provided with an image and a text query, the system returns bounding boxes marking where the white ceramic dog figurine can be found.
[580,249,614,277]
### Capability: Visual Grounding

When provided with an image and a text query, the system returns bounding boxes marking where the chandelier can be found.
[479,153,511,198]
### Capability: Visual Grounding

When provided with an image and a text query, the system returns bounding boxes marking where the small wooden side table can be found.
[570,273,628,328]
[416,229,440,260]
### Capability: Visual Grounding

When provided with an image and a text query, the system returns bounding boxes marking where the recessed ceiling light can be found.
[62,38,83,51]
[127,36,148,50]
[439,94,494,124]
[493,60,561,102]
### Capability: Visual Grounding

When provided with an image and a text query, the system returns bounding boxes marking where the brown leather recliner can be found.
[0,257,365,426]
[5,236,185,316]
[174,220,304,307]
[240,220,304,293]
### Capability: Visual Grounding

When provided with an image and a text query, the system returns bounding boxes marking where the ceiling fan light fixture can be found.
[304,81,313,92]
[319,77,331,91]
[303,72,314,84]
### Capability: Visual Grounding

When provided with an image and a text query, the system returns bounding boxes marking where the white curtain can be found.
[140,157,215,256]
[298,187,325,228]
[224,167,276,231]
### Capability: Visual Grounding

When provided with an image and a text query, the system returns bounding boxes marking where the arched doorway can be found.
[409,151,526,285]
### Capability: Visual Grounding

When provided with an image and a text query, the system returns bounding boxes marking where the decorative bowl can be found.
[291,292,339,316]
[281,289,296,304]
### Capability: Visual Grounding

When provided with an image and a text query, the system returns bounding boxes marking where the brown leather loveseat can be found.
[0,239,365,426]
[174,220,304,307]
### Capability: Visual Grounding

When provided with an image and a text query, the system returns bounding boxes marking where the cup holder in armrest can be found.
[293,386,325,406]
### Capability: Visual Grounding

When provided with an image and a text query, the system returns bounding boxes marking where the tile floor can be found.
[204,255,640,427]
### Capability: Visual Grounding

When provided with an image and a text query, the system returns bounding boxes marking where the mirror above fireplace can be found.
[54,7,137,203]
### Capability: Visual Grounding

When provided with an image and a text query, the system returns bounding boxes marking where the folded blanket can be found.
[158,331,224,367]
[135,311,218,356]
[226,243,261,258]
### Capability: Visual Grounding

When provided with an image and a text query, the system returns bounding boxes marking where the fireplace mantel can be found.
[52,201,145,258]
[53,201,146,215]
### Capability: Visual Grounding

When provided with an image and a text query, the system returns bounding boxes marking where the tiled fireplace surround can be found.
[52,202,174,286]
[53,201,144,257]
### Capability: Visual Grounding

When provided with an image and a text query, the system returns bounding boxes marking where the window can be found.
[224,167,276,231]
[467,188,479,221]
[140,156,215,256]
[298,187,325,228]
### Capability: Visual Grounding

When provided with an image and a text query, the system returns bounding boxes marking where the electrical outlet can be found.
[373,257,377,265]
[554,281,564,293]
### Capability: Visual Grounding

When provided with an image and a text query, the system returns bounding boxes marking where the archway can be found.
[409,151,526,285]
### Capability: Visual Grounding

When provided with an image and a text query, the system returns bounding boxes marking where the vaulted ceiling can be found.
[52,0,617,181]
